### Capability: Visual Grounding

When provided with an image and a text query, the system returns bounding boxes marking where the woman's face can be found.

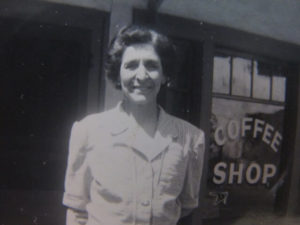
[120,43,165,106]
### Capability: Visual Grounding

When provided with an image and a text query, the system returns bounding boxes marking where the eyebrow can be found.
[124,59,160,65]
[124,60,138,66]
[144,60,160,66]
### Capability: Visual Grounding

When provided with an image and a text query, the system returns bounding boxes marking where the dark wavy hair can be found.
[105,25,176,88]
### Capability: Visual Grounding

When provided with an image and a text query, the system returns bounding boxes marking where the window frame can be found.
[213,50,287,106]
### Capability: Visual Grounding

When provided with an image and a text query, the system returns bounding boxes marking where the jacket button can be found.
[141,200,150,206]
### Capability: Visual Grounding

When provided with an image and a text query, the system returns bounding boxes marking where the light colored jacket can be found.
[63,103,205,225]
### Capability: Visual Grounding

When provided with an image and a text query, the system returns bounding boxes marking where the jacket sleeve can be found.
[179,129,205,216]
[63,120,92,214]
[66,208,88,225]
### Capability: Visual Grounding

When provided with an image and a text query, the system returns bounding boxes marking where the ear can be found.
[116,75,122,89]
[161,74,167,85]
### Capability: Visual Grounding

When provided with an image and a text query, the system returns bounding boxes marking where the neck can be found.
[122,99,159,136]
[122,99,158,122]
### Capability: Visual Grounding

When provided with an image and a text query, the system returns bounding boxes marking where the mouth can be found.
[132,86,152,92]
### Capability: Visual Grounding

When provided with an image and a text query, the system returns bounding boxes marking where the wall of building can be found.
[42,0,300,46]
[159,0,300,46]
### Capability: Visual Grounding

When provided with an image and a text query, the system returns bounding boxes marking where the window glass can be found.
[213,56,230,94]
[232,57,251,97]
[272,76,286,102]
[253,61,271,100]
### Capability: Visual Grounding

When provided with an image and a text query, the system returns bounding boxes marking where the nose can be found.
[136,64,148,81]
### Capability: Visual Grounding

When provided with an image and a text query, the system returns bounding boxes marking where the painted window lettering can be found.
[213,162,277,185]
[214,117,282,152]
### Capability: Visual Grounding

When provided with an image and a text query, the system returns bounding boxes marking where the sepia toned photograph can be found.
[1,0,300,225]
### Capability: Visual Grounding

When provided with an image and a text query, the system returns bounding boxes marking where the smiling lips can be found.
[131,85,153,93]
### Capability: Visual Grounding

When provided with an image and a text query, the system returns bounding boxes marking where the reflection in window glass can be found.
[213,56,230,94]
[253,61,270,100]
[232,57,251,97]
[272,76,286,102]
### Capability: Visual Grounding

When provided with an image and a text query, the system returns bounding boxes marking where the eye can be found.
[124,61,138,70]
[144,60,160,71]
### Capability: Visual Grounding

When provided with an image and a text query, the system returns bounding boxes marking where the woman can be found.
[63,25,205,225]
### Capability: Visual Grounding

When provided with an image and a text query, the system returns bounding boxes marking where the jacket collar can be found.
[107,102,179,161]
[108,102,130,136]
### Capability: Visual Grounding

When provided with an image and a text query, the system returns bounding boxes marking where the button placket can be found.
[141,200,150,206]
[136,160,153,224]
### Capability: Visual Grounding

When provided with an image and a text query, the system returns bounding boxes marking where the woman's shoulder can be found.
[162,110,205,140]
[75,107,118,131]
[162,112,205,158]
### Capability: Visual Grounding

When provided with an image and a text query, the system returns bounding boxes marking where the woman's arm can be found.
[63,121,92,222]
[179,130,205,217]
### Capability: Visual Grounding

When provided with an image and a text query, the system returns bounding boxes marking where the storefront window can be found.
[253,61,271,100]
[213,56,230,94]
[209,51,287,217]
[212,56,286,103]
[272,76,286,102]
[232,57,252,97]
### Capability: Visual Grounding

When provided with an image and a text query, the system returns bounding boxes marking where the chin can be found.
[127,94,155,106]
